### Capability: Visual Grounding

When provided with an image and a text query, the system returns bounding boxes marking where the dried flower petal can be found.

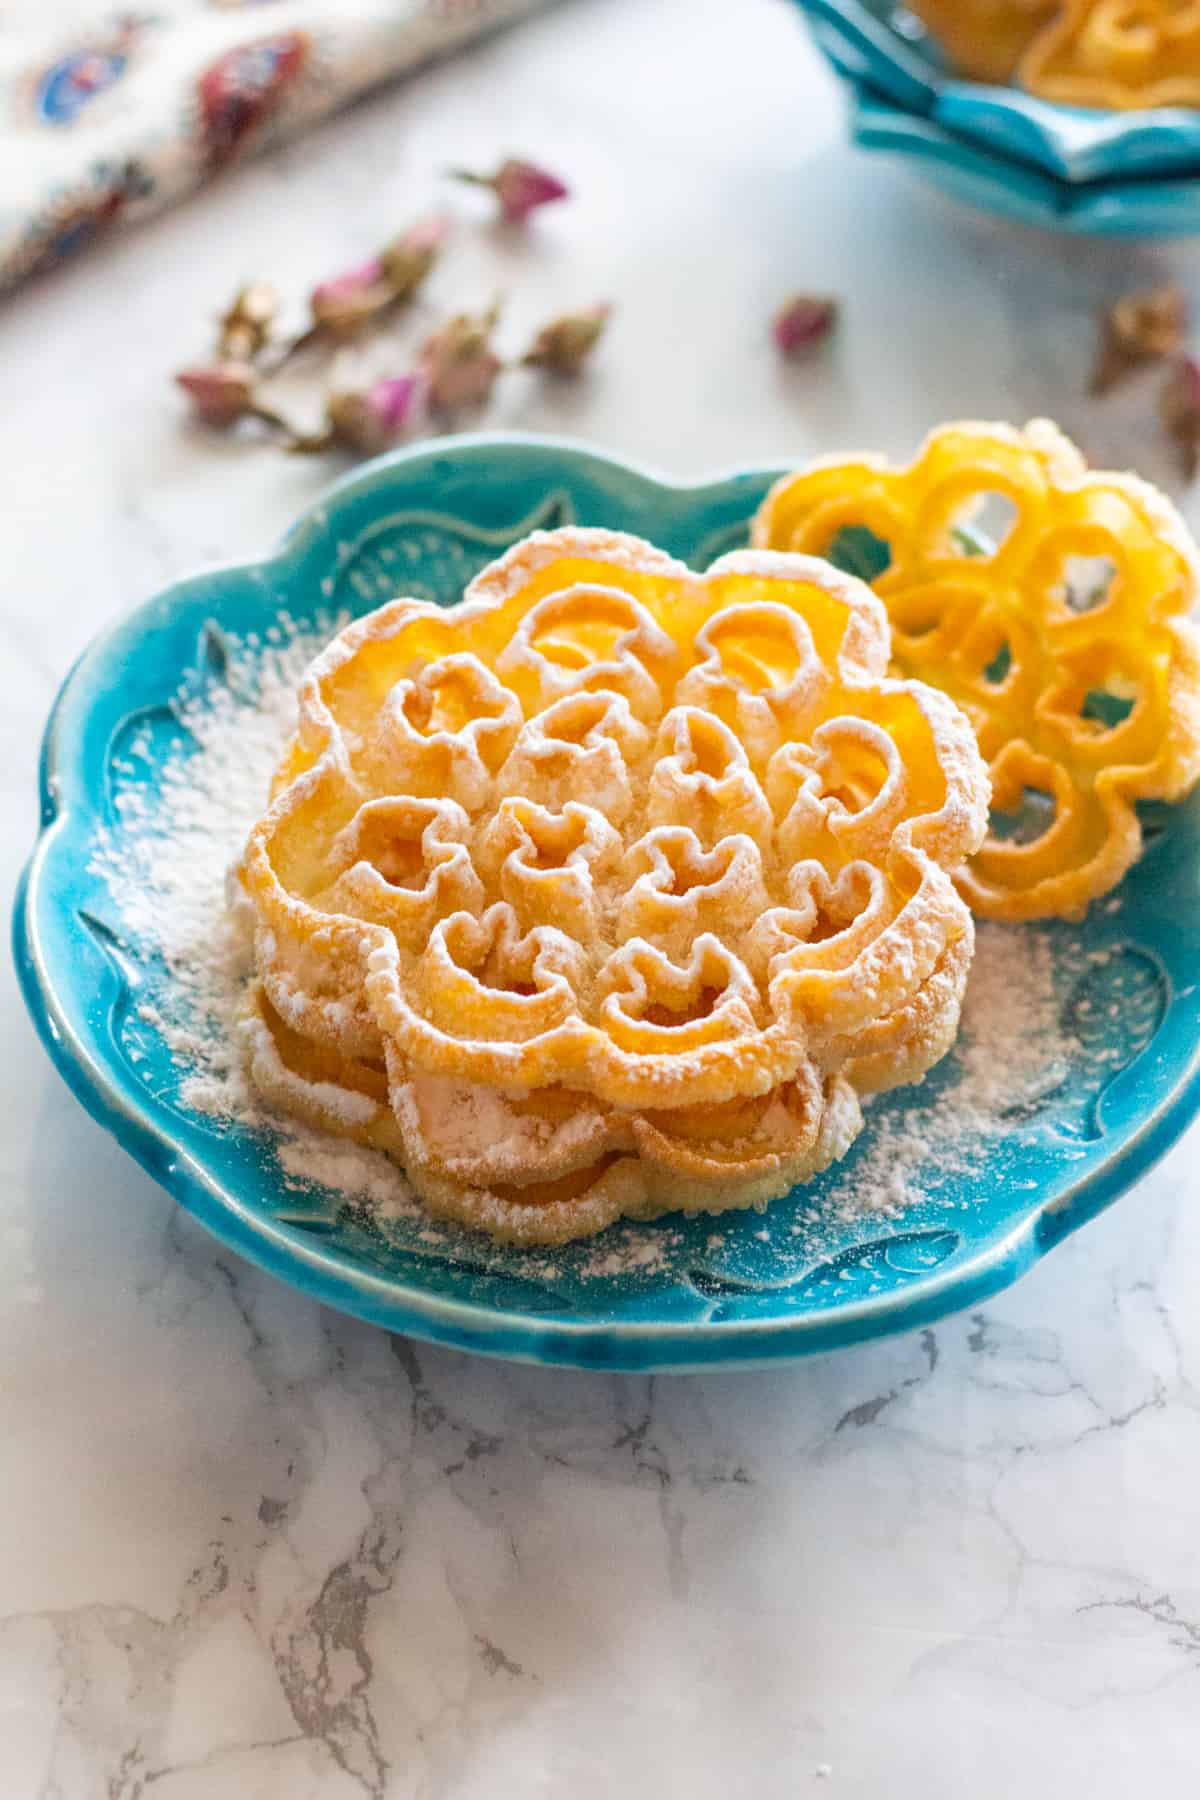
[773,294,838,357]
[522,303,611,375]
[218,281,277,361]
[310,256,391,336]
[1161,354,1200,480]
[1093,284,1187,395]
[420,305,503,411]
[380,214,448,301]
[176,360,257,427]
[452,157,568,224]
[326,372,428,454]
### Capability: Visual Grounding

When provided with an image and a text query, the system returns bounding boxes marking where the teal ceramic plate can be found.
[793,0,1200,185]
[851,87,1200,239]
[15,436,1200,1370]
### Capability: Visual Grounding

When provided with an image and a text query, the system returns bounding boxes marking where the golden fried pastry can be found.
[241,979,866,1240]
[754,420,1200,922]
[238,527,989,1243]
[907,0,1059,83]
[1021,0,1200,110]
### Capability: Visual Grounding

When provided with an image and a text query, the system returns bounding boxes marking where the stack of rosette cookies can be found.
[237,421,1200,1243]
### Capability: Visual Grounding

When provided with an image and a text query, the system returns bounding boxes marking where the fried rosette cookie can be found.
[237,527,989,1243]
[908,0,1059,83]
[754,420,1200,921]
[1021,1,1200,111]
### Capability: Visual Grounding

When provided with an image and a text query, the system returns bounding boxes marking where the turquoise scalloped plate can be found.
[792,0,1200,186]
[14,435,1200,1370]
[850,87,1200,238]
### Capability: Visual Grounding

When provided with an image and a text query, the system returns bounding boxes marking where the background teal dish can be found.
[852,88,1200,237]
[14,435,1200,1370]
[791,0,1200,237]
[793,0,1200,181]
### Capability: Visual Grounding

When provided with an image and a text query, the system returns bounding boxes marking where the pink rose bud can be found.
[327,372,428,454]
[522,303,611,375]
[773,294,838,357]
[310,256,390,335]
[381,214,448,300]
[452,157,568,224]
[493,157,569,222]
[175,360,257,427]
[420,307,503,412]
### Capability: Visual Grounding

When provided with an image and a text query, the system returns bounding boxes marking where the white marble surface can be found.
[5,0,1200,1794]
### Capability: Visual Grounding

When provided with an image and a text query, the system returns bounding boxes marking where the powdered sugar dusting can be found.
[578,1234,679,1279]
[817,924,1079,1223]
[89,614,426,1226]
[87,618,1087,1280]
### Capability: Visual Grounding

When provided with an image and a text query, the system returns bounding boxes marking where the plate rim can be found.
[849,87,1200,233]
[15,430,1200,1370]
[791,0,1200,186]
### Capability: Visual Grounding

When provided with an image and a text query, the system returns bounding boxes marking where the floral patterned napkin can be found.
[0,0,553,292]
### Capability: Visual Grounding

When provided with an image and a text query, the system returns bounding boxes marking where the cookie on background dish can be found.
[907,0,1059,83]
[1020,0,1200,111]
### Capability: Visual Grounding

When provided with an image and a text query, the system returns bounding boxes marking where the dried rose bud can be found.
[380,215,448,301]
[522,303,611,375]
[773,294,838,357]
[218,281,277,361]
[420,306,503,412]
[452,157,568,224]
[325,373,428,454]
[1161,355,1200,480]
[176,360,257,427]
[1093,284,1187,394]
[310,256,392,336]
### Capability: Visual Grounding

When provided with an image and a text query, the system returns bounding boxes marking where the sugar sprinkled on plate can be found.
[818,924,1079,1223]
[87,619,1086,1282]
[90,616,425,1228]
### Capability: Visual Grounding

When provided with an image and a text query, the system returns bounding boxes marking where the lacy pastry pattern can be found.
[237,527,988,1242]
[754,419,1200,921]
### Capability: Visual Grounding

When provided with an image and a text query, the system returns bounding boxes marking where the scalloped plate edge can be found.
[791,0,1200,185]
[14,432,1200,1370]
[850,89,1200,237]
